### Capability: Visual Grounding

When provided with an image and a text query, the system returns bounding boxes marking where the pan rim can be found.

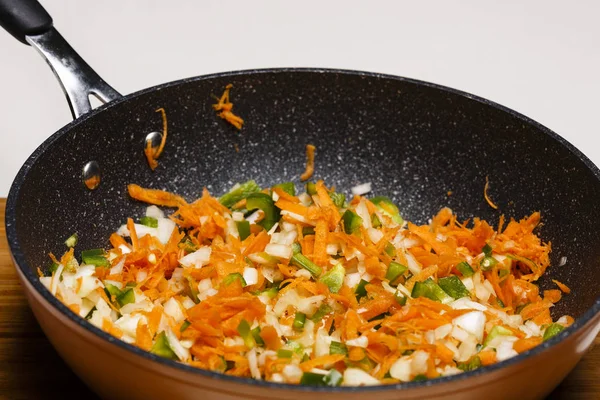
[6,67,600,393]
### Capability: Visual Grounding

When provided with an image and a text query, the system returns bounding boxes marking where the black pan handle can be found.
[0,0,121,118]
[0,0,52,43]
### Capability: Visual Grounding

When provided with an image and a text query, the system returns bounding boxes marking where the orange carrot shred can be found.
[484,175,499,210]
[553,279,571,294]
[300,144,316,181]
[213,84,244,130]
[144,108,169,170]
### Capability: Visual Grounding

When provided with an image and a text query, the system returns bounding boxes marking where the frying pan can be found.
[2,1,600,399]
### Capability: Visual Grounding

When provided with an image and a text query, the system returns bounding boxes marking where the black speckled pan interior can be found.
[6,68,600,391]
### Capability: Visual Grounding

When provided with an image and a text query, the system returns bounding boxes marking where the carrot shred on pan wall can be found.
[484,175,499,210]
[300,144,316,181]
[213,84,244,130]
[145,108,169,171]
[553,279,571,294]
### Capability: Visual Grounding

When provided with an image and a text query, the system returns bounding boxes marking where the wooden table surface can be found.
[0,199,598,399]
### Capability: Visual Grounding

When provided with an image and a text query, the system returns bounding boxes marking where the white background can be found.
[1,0,599,196]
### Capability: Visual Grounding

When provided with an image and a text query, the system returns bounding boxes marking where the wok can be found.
[2,1,600,399]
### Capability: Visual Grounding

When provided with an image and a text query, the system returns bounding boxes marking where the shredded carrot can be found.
[484,175,499,210]
[300,144,316,181]
[144,108,168,170]
[128,184,187,208]
[213,84,244,130]
[553,279,571,294]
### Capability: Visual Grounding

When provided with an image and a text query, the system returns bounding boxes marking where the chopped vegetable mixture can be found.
[40,180,572,386]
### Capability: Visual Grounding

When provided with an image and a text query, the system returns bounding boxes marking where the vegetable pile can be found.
[40,180,571,386]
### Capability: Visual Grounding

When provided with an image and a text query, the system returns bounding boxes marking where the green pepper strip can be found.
[395,292,407,306]
[300,370,343,386]
[273,182,296,196]
[235,220,251,241]
[140,216,158,228]
[456,261,474,277]
[311,304,333,322]
[482,243,493,257]
[302,226,315,236]
[237,319,256,349]
[370,196,403,225]
[64,233,78,248]
[180,320,191,332]
[219,180,261,208]
[116,288,135,307]
[371,213,382,228]
[81,249,110,268]
[223,273,247,287]
[277,349,294,358]
[385,261,408,283]
[246,192,281,231]
[329,341,348,356]
[48,261,60,275]
[438,276,470,299]
[543,323,565,341]
[342,210,362,234]
[150,331,178,360]
[104,283,122,303]
[293,312,306,331]
[411,278,453,304]
[305,182,317,196]
[355,279,369,300]
[318,263,345,293]
[480,256,498,271]
[329,192,345,208]
[291,243,322,277]
[179,236,198,253]
[251,327,265,346]
[457,356,482,372]
[384,241,396,256]
[483,325,513,346]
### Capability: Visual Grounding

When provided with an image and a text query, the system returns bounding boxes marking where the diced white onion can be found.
[163,297,185,323]
[389,357,412,381]
[265,243,292,259]
[326,243,340,255]
[449,297,487,311]
[136,270,148,283]
[50,264,64,296]
[342,368,380,386]
[261,266,284,283]
[411,350,430,375]
[179,246,212,268]
[405,251,422,274]
[232,211,244,222]
[110,257,126,275]
[165,328,190,361]
[367,228,384,244]
[282,364,302,382]
[355,200,372,229]
[453,311,486,342]
[457,337,478,362]
[243,267,259,286]
[434,324,453,340]
[146,205,165,219]
[496,339,519,361]
[346,336,369,348]
[450,325,470,342]
[344,272,362,289]
[247,348,262,380]
[351,183,372,196]
[315,328,332,357]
